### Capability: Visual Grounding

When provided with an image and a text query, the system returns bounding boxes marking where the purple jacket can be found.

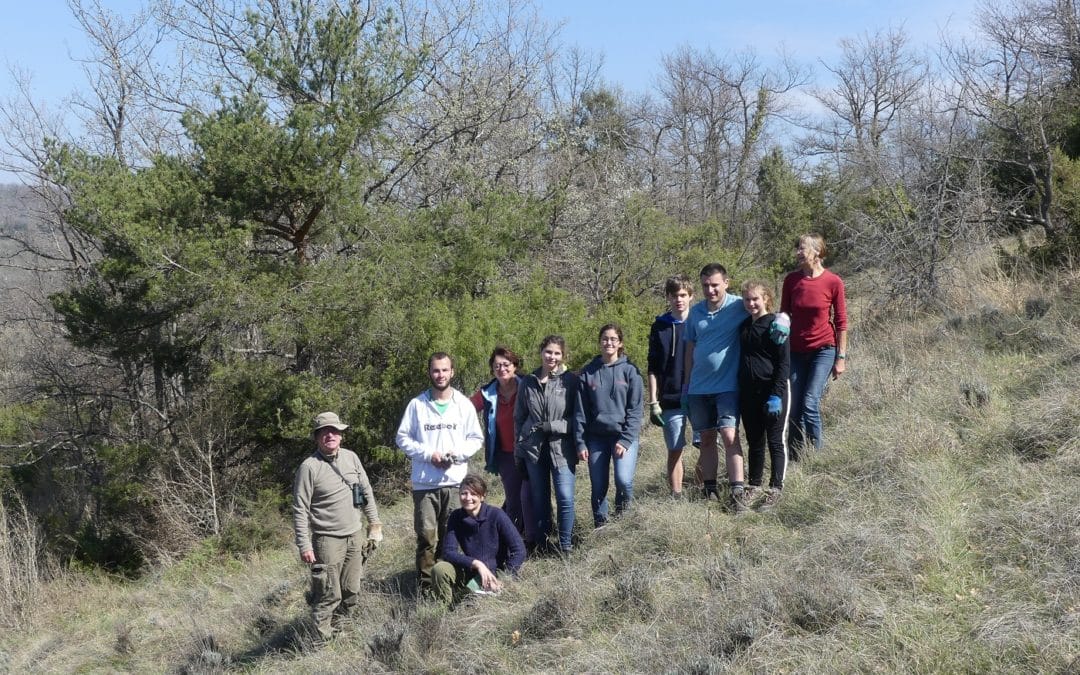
[440,503,526,575]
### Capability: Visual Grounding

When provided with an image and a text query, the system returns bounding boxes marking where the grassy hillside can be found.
[1,256,1078,674]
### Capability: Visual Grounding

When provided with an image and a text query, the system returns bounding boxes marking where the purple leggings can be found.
[495,452,536,542]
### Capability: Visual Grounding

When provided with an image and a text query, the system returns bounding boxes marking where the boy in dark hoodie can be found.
[647,275,694,499]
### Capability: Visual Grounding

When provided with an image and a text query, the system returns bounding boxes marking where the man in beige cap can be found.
[293,411,383,641]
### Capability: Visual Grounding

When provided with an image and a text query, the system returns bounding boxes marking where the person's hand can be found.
[367,523,383,543]
[648,401,665,427]
[578,448,589,461]
[300,549,316,564]
[473,561,501,591]
[765,395,782,420]
[614,442,627,459]
[769,312,790,345]
[431,451,452,469]
[534,421,553,434]
[832,357,846,379]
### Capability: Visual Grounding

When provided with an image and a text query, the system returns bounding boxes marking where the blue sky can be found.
[542,0,979,92]
[3,0,980,104]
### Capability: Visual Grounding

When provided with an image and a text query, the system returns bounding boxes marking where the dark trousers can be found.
[741,386,790,489]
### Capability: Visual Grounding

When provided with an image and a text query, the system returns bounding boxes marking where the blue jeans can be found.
[525,452,576,551]
[586,437,639,526]
[789,346,835,451]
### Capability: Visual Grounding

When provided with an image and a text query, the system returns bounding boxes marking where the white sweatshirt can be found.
[395,388,484,489]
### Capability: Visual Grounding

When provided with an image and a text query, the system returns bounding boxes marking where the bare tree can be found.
[647,46,805,245]
[943,0,1080,237]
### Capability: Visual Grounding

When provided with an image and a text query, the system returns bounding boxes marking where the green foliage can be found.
[216,488,291,556]
[0,402,47,444]
[752,147,812,270]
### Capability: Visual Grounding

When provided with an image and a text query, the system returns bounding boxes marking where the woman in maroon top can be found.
[470,346,534,543]
[780,234,848,456]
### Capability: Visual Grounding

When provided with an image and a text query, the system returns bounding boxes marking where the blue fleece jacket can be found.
[440,502,526,575]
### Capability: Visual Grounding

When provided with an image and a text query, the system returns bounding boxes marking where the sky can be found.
[0,0,982,179]
[541,0,979,92]
[2,0,981,100]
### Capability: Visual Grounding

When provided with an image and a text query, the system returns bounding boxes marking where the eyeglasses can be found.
[493,362,514,371]
[600,337,621,344]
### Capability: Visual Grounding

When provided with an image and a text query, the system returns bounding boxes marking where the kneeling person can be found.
[432,474,526,605]
[293,412,383,641]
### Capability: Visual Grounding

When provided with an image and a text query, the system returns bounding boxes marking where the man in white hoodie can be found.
[396,352,484,591]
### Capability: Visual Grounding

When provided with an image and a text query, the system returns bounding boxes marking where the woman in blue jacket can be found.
[469,346,533,543]
[575,324,645,528]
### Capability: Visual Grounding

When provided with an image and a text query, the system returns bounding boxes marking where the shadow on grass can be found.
[369,568,419,602]
[228,616,319,667]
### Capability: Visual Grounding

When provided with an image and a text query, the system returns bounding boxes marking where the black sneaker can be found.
[757,488,782,512]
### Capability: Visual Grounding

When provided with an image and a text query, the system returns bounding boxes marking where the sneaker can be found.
[757,488,782,512]
[731,486,750,514]
[701,485,721,501]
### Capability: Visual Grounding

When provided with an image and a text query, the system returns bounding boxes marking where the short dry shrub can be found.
[602,565,655,620]
[780,572,860,633]
[517,587,582,642]
[178,633,229,674]
[974,473,1080,585]
[367,615,406,669]
[971,604,1077,671]
[1001,381,1080,462]
[407,600,452,657]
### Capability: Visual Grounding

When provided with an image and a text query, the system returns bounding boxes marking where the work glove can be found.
[648,401,665,427]
[765,395,782,420]
[770,312,791,345]
[362,523,384,558]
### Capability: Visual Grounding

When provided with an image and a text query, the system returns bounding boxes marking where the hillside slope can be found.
[1,264,1078,674]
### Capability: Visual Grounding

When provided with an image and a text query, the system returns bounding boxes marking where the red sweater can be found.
[781,269,847,353]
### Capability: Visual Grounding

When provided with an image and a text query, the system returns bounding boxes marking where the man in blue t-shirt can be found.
[683,263,749,502]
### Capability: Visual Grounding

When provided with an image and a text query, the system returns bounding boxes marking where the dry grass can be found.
[1,261,1078,673]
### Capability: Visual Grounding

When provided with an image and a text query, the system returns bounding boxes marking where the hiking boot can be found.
[757,488,782,513]
[731,486,750,514]
[701,484,721,501]
[743,485,762,505]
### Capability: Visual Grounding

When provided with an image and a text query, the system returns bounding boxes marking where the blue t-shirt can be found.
[683,294,748,395]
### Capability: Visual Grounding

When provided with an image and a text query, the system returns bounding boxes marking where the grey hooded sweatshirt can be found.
[574,354,644,451]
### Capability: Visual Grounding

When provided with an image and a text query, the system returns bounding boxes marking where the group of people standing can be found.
[291,234,847,636]
[648,233,847,512]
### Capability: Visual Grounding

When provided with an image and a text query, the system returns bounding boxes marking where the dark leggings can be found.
[740,387,790,489]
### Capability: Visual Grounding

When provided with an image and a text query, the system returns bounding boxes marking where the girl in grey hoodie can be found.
[575,324,645,528]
